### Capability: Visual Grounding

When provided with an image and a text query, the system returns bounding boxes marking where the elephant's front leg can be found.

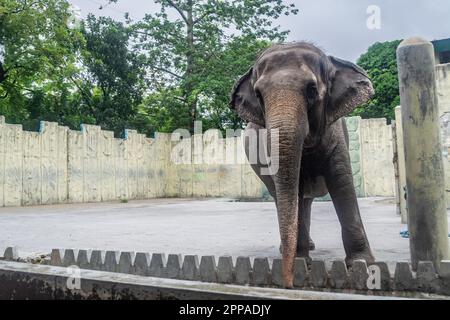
[324,144,375,266]
[296,197,314,262]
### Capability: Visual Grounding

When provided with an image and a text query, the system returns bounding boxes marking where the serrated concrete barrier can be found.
[0,260,416,300]
[3,247,450,297]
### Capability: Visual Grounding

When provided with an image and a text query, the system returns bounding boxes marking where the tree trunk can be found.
[185,0,197,133]
[0,61,8,84]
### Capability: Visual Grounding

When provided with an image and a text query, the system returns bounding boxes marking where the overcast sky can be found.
[68,0,450,62]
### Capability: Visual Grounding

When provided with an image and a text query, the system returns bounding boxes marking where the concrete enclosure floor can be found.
[1,197,449,269]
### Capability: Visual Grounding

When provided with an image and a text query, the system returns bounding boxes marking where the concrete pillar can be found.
[397,37,450,270]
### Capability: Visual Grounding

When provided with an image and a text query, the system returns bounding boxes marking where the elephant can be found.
[229,42,375,288]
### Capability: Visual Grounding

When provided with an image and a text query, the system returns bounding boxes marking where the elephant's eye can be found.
[306,83,318,106]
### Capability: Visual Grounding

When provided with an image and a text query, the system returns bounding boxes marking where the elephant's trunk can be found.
[265,89,308,288]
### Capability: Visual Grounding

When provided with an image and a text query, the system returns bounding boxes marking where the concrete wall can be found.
[360,119,396,197]
[394,63,450,217]
[0,114,397,207]
[437,63,450,116]
[166,130,265,198]
[440,113,450,208]
[345,117,365,197]
[437,63,450,208]
[0,117,172,206]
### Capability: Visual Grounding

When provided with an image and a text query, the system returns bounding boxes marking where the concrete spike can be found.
[217,256,234,284]
[294,258,309,288]
[103,251,119,272]
[350,260,369,290]
[76,250,90,269]
[394,262,416,291]
[417,261,439,293]
[134,252,150,276]
[235,256,251,285]
[166,254,182,279]
[368,262,391,291]
[330,260,349,289]
[252,257,270,286]
[89,250,105,271]
[50,249,63,266]
[118,252,135,274]
[4,247,19,261]
[199,256,217,283]
[62,249,76,267]
[310,260,327,288]
[149,253,166,278]
[271,258,283,287]
[181,255,199,281]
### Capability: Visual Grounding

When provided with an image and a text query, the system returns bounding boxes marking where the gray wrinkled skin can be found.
[230,42,375,288]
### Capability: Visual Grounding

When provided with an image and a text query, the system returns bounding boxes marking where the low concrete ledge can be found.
[0,261,408,300]
[3,247,450,299]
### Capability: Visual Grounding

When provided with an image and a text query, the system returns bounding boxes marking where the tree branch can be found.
[193,10,212,25]
[149,65,182,79]
[0,62,8,84]
[173,95,187,103]
[193,3,217,25]
[193,0,224,24]
[3,1,39,15]
[165,0,188,23]
[69,75,95,114]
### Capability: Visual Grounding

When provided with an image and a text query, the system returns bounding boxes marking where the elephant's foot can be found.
[344,250,375,268]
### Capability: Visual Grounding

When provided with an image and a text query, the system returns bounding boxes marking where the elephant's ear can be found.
[326,56,374,125]
[229,68,264,126]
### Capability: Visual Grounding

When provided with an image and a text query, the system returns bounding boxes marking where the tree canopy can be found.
[353,39,402,122]
[0,0,298,135]
[0,0,84,128]
[0,0,404,137]
[79,15,148,135]
[126,0,298,132]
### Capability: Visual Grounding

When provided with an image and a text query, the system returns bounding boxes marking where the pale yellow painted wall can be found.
[437,63,450,115]
[360,118,396,197]
[0,114,397,207]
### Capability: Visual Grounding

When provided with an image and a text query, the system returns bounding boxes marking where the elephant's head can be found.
[229,42,374,288]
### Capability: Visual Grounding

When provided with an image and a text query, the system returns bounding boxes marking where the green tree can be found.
[78,15,147,135]
[112,0,298,133]
[0,0,84,127]
[196,35,270,131]
[353,39,402,121]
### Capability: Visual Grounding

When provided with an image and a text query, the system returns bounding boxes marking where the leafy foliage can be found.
[0,1,403,137]
[0,0,298,135]
[79,15,147,135]
[353,40,402,121]
[127,0,298,132]
[0,0,84,129]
